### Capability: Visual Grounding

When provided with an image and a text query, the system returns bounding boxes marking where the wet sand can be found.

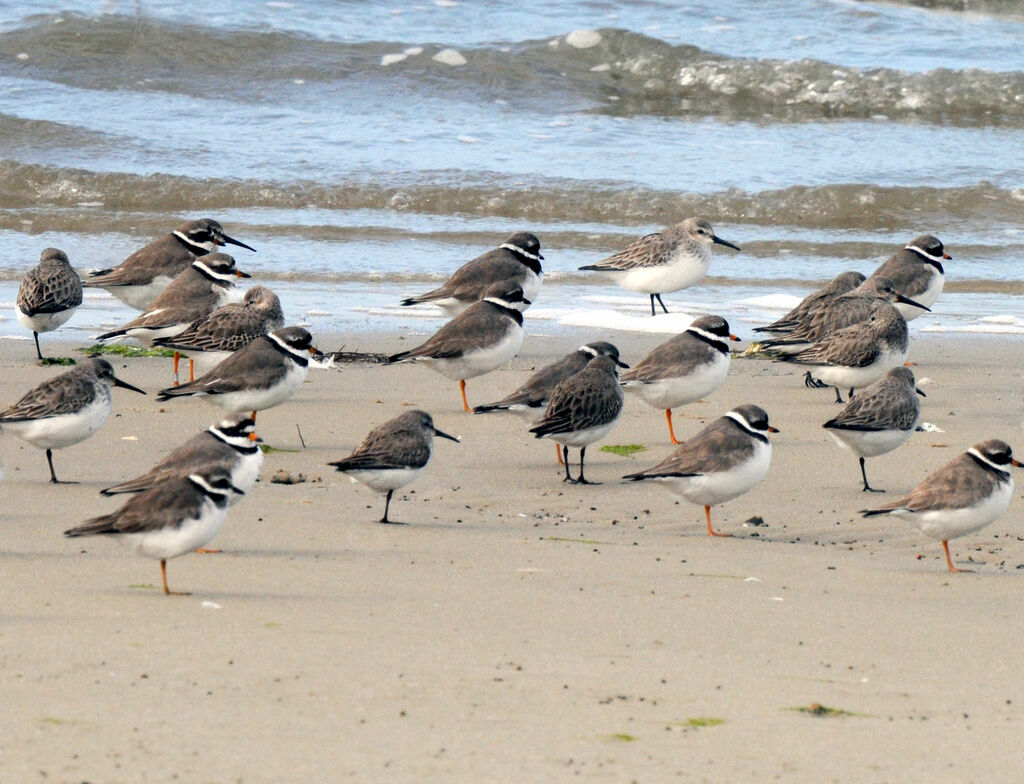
[2,330,1023,782]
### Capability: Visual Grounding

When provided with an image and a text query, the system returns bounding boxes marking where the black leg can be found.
[654,294,669,315]
[833,386,844,404]
[571,446,601,485]
[803,371,827,389]
[33,332,43,361]
[561,445,573,483]
[379,489,394,523]
[649,294,657,317]
[45,449,76,484]
[848,387,855,399]
[860,457,884,493]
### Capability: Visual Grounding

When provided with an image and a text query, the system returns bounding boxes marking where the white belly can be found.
[891,479,1012,542]
[208,362,309,413]
[542,420,618,449]
[16,307,77,334]
[618,254,709,295]
[126,500,227,560]
[431,271,541,318]
[2,396,112,450]
[811,347,906,391]
[503,403,547,424]
[658,442,772,507]
[120,322,190,347]
[424,326,523,381]
[347,467,423,494]
[106,277,175,311]
[826,423,916,459]
[228,451,264,503]
[624,354,729,410]
[896,272,944,321]
[519,270,542,306]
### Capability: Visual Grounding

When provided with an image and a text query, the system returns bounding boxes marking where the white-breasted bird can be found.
[867,234,949,320]
[16,247,84,360]
[84,218,256,310]
[101,413,262,504]
[781,302,913,403]
[155,326,321,419]
[65,467,243,595]
[823,366,924,493]
[624,404,777,537]
[153,285,284,381]
[621,314,739,444]
[861,439,1020,573]
[528,354,625,484]
[388,282,529,413]
[579,217,740,316]
[400,232,543,317]
[329,409,459,524]
[0,357,145,483]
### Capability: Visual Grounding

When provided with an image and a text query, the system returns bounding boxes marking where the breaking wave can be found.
[3,15,1024,126]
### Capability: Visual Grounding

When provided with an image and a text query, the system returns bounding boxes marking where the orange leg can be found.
[160,559,191,596]
[250,410,257,421]
[189,357,195,382]
[556,442,565,465]
[172,352,181,387]
[196,547,221,554]
[666,408,681,445]
[459,379,471,413]
[942,540,970,573]
[705,505,732,538]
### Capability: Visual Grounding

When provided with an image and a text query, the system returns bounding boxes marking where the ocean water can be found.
[1,0,1023,346]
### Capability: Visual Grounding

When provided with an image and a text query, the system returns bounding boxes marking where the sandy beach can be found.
[2,329,1023,782]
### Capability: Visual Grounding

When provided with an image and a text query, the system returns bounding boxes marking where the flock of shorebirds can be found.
[2,216,1020,593]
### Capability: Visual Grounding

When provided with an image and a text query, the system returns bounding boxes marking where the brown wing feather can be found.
[825,378,918,431]
[587,229,677,271]
[396,302,506,361]
[18,263,83,315]
[532,361,622,435]
[0,367,97,421]
[632,417,754,477]
[85,234,196,287]
[331,419,431,470]
[405,249,522,304]
[159,339,284,397]
[621,333,712,383]
[871,453,997,513]
[788,320,881,368]
[66,477,204,536]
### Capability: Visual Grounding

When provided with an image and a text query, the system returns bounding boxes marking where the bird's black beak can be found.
[915,387,926,397]
[616,359,630,368]
[896,293,930,312]
[713,235,741,252]
[434,428,460,443]
[113,376,146,395]
[221,234,257,253]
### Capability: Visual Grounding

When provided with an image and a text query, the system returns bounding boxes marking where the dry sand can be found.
[2,329,1023,782]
